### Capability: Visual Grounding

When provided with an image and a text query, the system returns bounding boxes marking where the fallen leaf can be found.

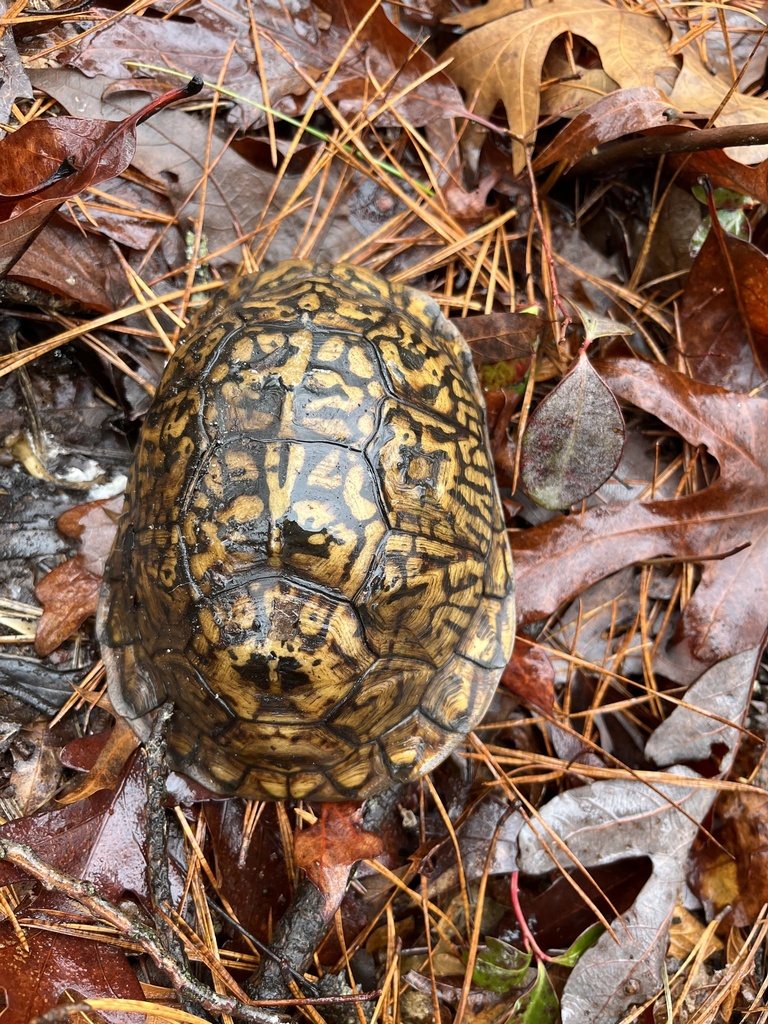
[520,353,625,510]
[518,767,716,1024]
[294,803,383,908]
[0,76,201,276]
[0,751,151,904]
[0,917,145,1024]
[500,638,555,715]
[679,221,768,391]
[511,359,768,674]
[645,648,759,773]
[668,57,768,165]
[35,496,122,657]
[534,86,684,172]
[444,0,676,174]
[691,787,768,927]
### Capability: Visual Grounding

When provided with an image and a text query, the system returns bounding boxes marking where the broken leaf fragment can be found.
[521,353,625,510]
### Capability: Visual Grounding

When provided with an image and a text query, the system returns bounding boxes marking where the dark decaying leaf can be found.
[460,310,539,389]
[500,638,555,715]
[0,751,150,902]
[46,0,464,132]
[679,216,768,391]
[691,786,768,928]
[512,359,768,674]
[520,353,625,510]
[34,496,122,657]
[669,147,768,208]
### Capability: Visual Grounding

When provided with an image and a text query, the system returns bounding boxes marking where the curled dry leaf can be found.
[0,77,201,276]
[520,353,625,510]
[534,86,685,173]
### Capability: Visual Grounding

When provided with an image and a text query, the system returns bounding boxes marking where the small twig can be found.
[570,120,768,178]
[0,836,285,1023]
[524,147,570,344]
[145,706,182,953]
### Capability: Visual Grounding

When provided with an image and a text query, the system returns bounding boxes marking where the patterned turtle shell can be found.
[98,261,515,801]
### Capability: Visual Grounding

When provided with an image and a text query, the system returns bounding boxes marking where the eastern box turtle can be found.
[98,261,516,801]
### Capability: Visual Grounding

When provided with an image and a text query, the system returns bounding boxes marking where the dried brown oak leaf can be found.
[35,495,122,657]
[511,358,768,670]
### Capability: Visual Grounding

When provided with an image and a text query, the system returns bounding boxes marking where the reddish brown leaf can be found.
[57,722,141,806]
[679,219,768,391]
[0,916,145,1024]
[0,77,200,276]
[520,353,625,509]
[511,359,768,671]
[205,801,291,947]
[534,87,684,172]
[500,638,555,715]
[34,496,122,657]
[294,803,383,908]
[0,752,149,904]
[669,147,768,207]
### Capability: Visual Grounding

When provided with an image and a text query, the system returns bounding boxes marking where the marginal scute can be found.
[97,260,516,801]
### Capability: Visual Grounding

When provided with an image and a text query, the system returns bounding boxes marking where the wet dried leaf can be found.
[534,86,683,172]
[500,638,555,715]
[294,803,383,907]
[0,920,145,1024]
[0,77,199,276]
[9,720,63,816]
[679,221,768,391]
[445,0,676,174]
[0,752,150,904]
[34,496,122,657]
[645,648,759,772]
[512,359,768,671]
[692,788,768,927]
[518,768,716,1024]
[520,353,625,510]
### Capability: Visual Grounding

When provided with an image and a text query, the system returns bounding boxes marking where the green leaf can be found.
[550,922,604,966]
[471,936,532,993]
[509,961,559,1024]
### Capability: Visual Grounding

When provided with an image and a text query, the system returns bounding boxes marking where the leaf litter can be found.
[0,0,767,1022]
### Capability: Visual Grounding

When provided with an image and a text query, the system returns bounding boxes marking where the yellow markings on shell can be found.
[265,444,306,529]
[231,335,254,363]
[197,605,220,646]
[316,335,346,363]
[306,447,342,491]
[187,521,227,582]
[343,463,378,521]
[216,493,264,529]
[251,330,288,357]
[347,345,375,380]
